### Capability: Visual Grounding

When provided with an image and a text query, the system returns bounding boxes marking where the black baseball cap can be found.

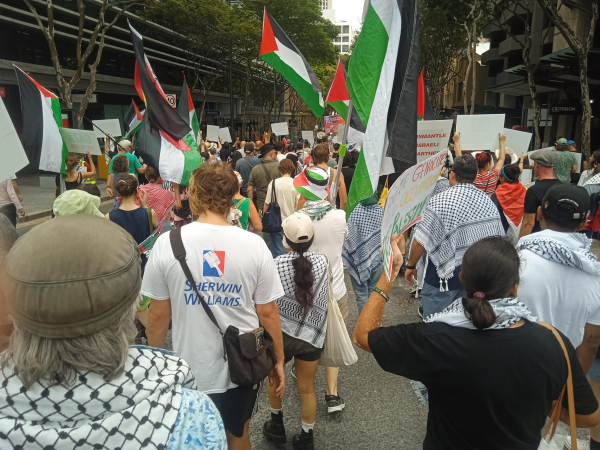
[543,184,590,222]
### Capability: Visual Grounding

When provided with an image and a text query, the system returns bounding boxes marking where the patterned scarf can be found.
[495,181,527,227]
[412,297,536,405]
[414,183,504,288]
[300,200,333,221]
[0,347,195,449]
[517,233,600,277]
[584,172,600,187]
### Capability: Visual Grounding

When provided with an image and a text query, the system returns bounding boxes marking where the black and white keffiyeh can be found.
[517,233,600,277]
[0,346,195,450]
[412,297,536,406]
[414,183,504,288]
[583,172,600,187]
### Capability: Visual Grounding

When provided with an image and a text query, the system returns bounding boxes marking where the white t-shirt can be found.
[276,154,286,162]
[517,229,600,347]
[141,222,284,393]
[265,177,300,220]
[309,209,348,300]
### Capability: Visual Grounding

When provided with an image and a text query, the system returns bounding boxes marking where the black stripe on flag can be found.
[386,0,420,174]
[136,108,162,170]
[124,100,137,133]
[15,68,44,169]
[177,78,190,126]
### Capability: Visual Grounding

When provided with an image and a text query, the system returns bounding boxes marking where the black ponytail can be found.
[287,237,315,314]
[460,236,520,330]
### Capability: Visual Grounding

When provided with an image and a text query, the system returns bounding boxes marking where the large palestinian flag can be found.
[124,99,144,138]
[14,66,68,174]
[326,60,349,119]
[177,77,200,146]
[259,9,325,118]
[346,0,419,216]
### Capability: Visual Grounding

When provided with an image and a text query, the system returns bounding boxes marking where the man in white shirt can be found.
[143,163,285,450]
[294,166,349,414]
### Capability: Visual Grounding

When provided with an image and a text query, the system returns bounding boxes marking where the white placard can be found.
[302,130,314,142]
[573,152,583,173]
[503,128,532,155]
[271,122,289,136]
[416,120,453,163]
[335,125,346,143]
[380,149,448,280]
[0,97,29,182]
[59,128,102,155]
[206,125,220,142]
[219,127,233,143]
[92,119,122,138]
[455,114,505,150]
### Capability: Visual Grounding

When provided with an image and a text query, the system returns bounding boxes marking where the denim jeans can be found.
[350,262,384,314]
[420,282,465,319]
[269,231,285,259]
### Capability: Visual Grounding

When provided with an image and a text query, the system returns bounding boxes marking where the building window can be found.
[342,45,349,53]
[335,36,341,42]
[343,25,350,34]
[342,36,349,42]
[338,26,342,33]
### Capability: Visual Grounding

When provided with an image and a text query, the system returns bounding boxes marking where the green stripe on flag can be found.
[181,146,203,186]
[295,186,322,202]
[329,100,349,120]
[51,97,69,175]
[191,111,200,143]
[126,122,143,139]
[346,151,371,217]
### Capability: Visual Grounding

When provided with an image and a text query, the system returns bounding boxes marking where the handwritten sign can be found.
[59,128,102,155]
[381,149,448,280]
[416,120,453,162]
[455,114,505,150]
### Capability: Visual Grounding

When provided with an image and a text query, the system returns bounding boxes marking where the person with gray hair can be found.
[404,153,504,319]
[0,215,227,450]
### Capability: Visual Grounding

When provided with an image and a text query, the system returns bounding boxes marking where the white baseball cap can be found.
[282,213,314,244]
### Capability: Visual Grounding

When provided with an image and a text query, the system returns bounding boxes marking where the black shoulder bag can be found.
[261,179,283,232]
[169,228,276,386]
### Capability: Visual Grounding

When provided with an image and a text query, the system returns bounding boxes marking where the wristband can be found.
[406,264,416,270]
[373,287,390,302]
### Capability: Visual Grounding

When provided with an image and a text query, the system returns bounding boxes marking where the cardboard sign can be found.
[380,149,448,280]
[416,120,453,162]
[219,127,233,143]
[271,122,289,136]
[59,128,102,155]
[503,128,532,155]
[0,96,29,182]
[301,130,314,142]
[324,114,345,134]
[92,119,122,138]
[455,114,505,150]
[206,125,220,142]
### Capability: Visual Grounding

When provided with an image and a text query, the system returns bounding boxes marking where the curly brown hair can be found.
[312,143,330,165]
[190,161,238,217]
[115,174,138,198]
[278,158,295,176]
[112,155,129,174]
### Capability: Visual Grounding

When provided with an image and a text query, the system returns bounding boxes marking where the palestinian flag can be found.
[124,99,144,138]
[326,60,350,119]
[259,8,325,118]
[177,77,200,146]
[346,0,420,216]
[14,65,68,174]
[293,167,330,201]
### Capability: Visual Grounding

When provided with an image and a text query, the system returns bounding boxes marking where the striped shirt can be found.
[473,169,500,195]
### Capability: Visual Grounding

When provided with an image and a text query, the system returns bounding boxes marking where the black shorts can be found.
[208,384,260,438]
[283,333,323,363]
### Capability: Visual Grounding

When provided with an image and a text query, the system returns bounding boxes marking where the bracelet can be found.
[373,287,390,302]
[406,264,416,270]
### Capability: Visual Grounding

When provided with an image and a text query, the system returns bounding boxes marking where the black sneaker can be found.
[418,306,424,320]
[263,411,286,445]
[292,429,314,450]
[325,394,345,413]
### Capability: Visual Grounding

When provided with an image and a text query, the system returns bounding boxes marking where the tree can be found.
[536,0,598,157]
[22,0,139,128]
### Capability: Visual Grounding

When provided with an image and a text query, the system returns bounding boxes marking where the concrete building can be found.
[321,9,354,55]
[319,0,332,11]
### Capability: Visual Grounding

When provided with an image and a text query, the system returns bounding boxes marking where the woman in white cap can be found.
[263,212,330,450]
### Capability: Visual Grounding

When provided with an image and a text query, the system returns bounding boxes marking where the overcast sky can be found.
[331,0,365,33]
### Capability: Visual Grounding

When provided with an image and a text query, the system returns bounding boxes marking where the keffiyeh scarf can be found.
[412,297,536,406]
[414,183,504,289]
[584,172,600,187]
[517,233,600,277]
[0,347,195,449]
[300,200,333,221]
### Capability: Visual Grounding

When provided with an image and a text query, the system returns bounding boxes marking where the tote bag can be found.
[319,257,358,367]
[262,180,283,233]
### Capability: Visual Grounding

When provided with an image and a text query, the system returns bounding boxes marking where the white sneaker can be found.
[565,436,590,450]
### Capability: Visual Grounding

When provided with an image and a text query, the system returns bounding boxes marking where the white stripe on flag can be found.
[39,95,64,173]
[274,39,311,84]
[159,135,184,184]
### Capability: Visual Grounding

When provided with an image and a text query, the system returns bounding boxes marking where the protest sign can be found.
[219,127,233,143]
[381,149,447,280]
[324,114,344,134]
[503,128,532,154]
[92,119,122,138]
[455,114,505,150]
[271,122,289,136]
[59,128,102,155]
[335,125,345,143]
[206,125,220,142]
[301,130,314,142]
[0,97,29,182]
[416,120,453,162]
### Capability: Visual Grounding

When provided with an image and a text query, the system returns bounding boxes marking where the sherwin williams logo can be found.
[203,250,225,277]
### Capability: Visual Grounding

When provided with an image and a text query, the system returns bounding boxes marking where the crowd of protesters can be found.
[2,128,600,450]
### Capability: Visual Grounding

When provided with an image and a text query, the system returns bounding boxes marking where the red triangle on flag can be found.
[133,101,143,121]
[417,71,425,120]
[160,130,192,151]
[186,80,195,113]
[259,9,279,56]
[326,60,350,103]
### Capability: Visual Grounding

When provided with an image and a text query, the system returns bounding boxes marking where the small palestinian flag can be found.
[293,167,330,201]
[259,8,325,118]
[177,77,200,145]
[124,99,144,138]
[14,65,68,174]
[326,60,350,119]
